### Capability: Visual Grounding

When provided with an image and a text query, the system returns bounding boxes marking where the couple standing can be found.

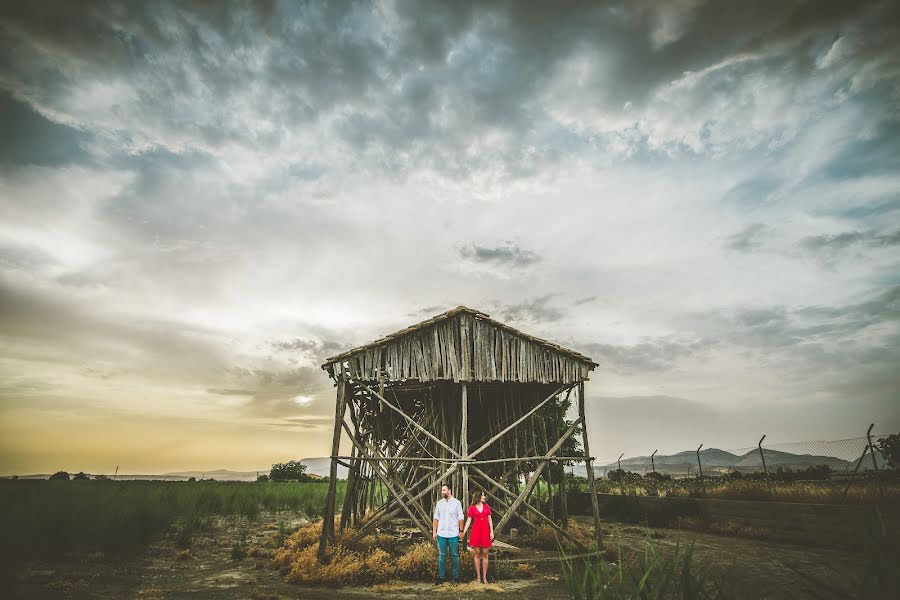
[432,483,494,584]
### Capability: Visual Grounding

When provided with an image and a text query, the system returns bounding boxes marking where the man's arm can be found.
[432,503,440,540]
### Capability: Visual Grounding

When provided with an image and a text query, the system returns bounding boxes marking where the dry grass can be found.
[394,541,437,580]
[249,589,278,600]
[371,581,419,593]
[272,518,580,586]
[514,563,537,578]
[363,548,397,580]
[175,549,192,561]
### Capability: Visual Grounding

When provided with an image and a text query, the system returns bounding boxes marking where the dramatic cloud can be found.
[1,0,898,473]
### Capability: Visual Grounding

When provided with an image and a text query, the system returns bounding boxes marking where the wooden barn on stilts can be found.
[317,306,603,558]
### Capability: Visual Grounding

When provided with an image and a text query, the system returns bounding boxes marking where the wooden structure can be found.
[317,306,602,558]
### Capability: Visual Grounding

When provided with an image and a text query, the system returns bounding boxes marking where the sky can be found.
[0,0,898,475]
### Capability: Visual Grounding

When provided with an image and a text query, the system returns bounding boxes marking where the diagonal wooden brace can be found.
[493,416,583,533]
[358,382,460,458]
[469,384,570,458]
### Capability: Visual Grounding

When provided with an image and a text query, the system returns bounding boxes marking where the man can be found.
[432,483,464,584]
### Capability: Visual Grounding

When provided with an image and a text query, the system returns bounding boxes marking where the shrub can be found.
[48,471,70,481]
[363,548,397,581]
[394,542,436,580]
[284,545,362,586]
[231,541,248,560]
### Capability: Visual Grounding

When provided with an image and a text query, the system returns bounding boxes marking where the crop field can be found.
[0,479,343,565]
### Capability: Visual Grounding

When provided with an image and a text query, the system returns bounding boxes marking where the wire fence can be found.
[592,425,894,480]
[576,424,898,505]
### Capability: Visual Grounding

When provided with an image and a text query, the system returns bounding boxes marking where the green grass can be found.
[560,539,741,599]
[0,479,344,564]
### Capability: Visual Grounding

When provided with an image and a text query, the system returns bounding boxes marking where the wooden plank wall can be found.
[331,313,592,384]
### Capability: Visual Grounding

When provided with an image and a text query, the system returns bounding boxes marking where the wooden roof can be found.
[322,306,597,384]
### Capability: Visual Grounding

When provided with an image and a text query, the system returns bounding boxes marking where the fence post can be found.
[617,453,623,472]
[651,449,658,473]
[758,435,774,496]
[696,444,703,479]
[864,423,883,498]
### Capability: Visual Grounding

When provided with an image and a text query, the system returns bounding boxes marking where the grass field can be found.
[590,476,898,504]
[0,479,344,564]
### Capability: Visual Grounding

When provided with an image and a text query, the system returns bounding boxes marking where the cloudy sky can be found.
[1,1,898,475]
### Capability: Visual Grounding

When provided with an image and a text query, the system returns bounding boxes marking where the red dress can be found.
[467,503,492,548]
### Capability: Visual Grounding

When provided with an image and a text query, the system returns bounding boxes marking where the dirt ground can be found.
[2,513,874,599]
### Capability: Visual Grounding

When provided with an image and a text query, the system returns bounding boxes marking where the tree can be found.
[73,472,89,480]
[875,433,900,470]
[49,471,70,481]
[269,460,309,482]
[257,473,269,482]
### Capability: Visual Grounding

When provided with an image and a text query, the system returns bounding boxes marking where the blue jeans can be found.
[436,535,459,580]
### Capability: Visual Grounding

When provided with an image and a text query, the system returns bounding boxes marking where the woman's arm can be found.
[488,515,494,540]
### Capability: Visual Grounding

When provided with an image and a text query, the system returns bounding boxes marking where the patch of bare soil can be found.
[577,517,872,599]
[2,513,572,600]
[3,513,877,599]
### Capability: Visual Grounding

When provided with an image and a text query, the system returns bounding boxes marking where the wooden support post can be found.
[318,378,348,560]
[339,441,358,532]
[578,380,603,549]
[461,383,469,507]
[559,460,569,527]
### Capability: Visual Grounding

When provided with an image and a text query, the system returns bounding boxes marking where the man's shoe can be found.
[452,578,460,584]
[433,578,446,586]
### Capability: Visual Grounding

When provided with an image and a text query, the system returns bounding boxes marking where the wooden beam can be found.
[469,383,570,458]
[578,380,603,549]
[358,382,460,458]
[318,378,348,560]
[461,382,469,507]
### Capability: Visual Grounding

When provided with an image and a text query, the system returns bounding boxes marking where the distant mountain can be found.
[570,446,854,477]
[3,459,348,482]
[162,469,265,481]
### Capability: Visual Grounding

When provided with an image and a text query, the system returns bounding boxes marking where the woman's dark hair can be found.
[471,489,487,505]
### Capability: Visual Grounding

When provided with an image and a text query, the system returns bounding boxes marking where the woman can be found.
[462,489,494,584]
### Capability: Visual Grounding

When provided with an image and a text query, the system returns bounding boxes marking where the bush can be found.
[607,469,642,484]
[875,433,900,470]
[48,471,70,481]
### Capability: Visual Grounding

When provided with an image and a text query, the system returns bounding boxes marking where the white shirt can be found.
[433,496,464,538]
